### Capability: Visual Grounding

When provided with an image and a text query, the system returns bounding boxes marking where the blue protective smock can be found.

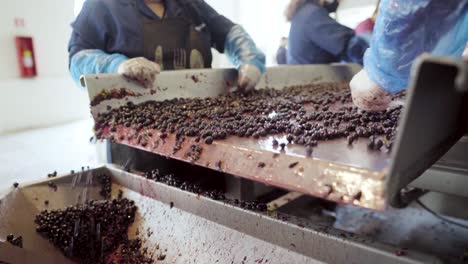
[364,0,468,94]
[287,1,368,65]
[68,0,265,85]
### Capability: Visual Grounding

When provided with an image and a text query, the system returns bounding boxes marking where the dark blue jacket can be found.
[287,1,368,65]
[68,0,234,61]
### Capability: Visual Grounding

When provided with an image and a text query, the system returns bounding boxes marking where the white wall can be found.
[337,0,379,28]
[0,0,90,135]
[237,0,291,66]
[206,0,291,68]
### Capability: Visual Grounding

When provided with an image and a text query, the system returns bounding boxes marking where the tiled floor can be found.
[0,119,99,192]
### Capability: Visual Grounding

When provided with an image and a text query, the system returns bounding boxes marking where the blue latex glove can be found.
[364,0,468,94]
[224,25,266,91]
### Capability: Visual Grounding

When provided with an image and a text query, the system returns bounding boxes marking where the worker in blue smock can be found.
[68,0,266,91]
[285,0,369,65]
[276,37,288,65]
[350,0,468,112]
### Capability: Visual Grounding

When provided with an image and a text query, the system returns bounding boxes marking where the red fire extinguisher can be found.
[15,36,37,78]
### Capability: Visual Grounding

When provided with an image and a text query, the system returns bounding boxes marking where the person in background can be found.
[276,37,288,65]
[354,0,379,43]
[350,0,468,112]
[68,0,265,91]
[285,0,368,65]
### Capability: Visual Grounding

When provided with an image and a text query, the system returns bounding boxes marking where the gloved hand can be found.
[117,57,160,88]
[224,25,266,92]
[238,64,262,92]
[350,69,392,112]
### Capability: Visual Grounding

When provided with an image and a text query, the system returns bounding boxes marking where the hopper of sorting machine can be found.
[0,166,443,263]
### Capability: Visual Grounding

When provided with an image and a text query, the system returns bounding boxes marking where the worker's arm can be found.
[303,7,368,65]
[70,47,159,88]
[350,0,468,112]
[364,0,467,94]
[224,25,266,91]
[69,49,127,85]
[196,1,266,91]
[68,0,158,88]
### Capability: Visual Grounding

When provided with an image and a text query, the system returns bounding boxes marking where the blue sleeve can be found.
[70,49,127,86]
[224,25,266,73]
[364,0,468,93]
[432,9,468,58]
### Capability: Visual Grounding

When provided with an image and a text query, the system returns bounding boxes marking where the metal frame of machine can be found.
[388,56,468,207]
[0,166,457,263]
